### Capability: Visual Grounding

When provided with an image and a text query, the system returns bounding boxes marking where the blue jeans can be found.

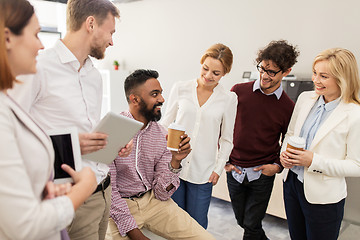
[227,171,274,240]
[284,170,345,240]
[171,179,213,229]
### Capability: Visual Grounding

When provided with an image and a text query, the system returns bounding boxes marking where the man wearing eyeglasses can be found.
[225,40,299,240]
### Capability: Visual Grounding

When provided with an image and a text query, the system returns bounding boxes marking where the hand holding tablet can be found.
[83,112,143,165]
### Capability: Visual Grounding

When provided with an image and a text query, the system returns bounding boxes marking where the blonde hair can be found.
[313,48,360,105]
[66,0,119,32]
[200,43,233,75]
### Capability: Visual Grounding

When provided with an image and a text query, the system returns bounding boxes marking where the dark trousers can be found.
[227,171,275,240]
[284,170,345,240]
[172,179,213,229]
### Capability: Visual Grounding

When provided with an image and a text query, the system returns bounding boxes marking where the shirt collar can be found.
[253,79,283,100]
[317,95,340,112]
[53,39,94,71]
[124,110,151,131]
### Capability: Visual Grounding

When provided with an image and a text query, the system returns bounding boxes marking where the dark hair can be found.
[256,40,300,72]
[0,0,34,90]
[124,69,159,102]
[67,0,120,31]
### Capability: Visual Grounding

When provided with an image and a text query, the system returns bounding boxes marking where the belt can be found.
[122,191,148,199]
[93,174,111,194]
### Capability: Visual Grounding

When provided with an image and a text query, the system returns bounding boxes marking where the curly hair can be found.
[256,40,300,72]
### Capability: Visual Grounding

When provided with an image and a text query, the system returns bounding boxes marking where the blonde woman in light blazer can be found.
[280,48,360,240]
[0,1,96,239]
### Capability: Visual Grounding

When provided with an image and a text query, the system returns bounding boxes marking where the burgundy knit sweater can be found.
[229,81,294,168]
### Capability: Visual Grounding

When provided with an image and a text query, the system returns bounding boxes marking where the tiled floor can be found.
[207,197,360,240]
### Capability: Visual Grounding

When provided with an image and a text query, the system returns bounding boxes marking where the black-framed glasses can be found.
[256,63,282,77]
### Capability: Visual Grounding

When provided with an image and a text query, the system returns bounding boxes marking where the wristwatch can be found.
[168,162,182,173]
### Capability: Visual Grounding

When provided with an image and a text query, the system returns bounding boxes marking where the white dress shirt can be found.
[10,40,108,183]
[161,79,237,184]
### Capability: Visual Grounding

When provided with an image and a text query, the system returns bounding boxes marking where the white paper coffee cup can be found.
[167,123,186,151]
[286,136,306,151]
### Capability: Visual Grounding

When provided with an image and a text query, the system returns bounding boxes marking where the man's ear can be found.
[283,68,292,77]
[4,27,12,50]
[85,16,96,32]
[129,94,139,105]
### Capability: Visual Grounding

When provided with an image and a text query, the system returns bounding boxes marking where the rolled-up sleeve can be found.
[152,147,180,200]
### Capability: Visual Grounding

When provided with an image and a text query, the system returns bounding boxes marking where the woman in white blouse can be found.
[161,43,237,229]
[280,48,360,239]
[0,1,96,239]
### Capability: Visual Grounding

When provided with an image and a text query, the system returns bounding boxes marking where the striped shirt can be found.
[109,111,180,236]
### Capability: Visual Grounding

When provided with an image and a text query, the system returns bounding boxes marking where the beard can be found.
[89,36,105,60]
[139,99,162,122]
[260,76,282,91]
[89,44,105,60]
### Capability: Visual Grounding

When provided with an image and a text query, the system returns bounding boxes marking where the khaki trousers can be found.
[67,185,111,240]
[106,190,215,240]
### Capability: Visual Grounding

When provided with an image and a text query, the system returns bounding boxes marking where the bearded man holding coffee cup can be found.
[106,69,215,240]
[280,48,360,240]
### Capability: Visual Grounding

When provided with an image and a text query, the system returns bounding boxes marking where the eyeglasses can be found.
[256,63,282,77]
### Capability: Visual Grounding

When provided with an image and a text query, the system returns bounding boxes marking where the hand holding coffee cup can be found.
[280,136,306,168]
[167,123,186,151]
[285,136,314,167]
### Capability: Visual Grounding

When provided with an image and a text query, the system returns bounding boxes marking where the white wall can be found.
[30,0,67,36]
[29,0,360,112]
[98,0,360,111]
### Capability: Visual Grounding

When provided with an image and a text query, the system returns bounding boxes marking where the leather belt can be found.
[93,174,110,194]
[123,191,148,199]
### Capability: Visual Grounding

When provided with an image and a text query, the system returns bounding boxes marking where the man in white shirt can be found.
[10,0,126,239]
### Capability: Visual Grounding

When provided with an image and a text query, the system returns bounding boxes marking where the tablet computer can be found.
[47,127,82,184]
[83,112,144,165]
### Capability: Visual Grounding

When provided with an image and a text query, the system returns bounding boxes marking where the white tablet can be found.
[83,112,144,165]
[47,127,82,184]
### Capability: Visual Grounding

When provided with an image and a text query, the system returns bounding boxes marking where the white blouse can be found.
[161,79,237,184]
